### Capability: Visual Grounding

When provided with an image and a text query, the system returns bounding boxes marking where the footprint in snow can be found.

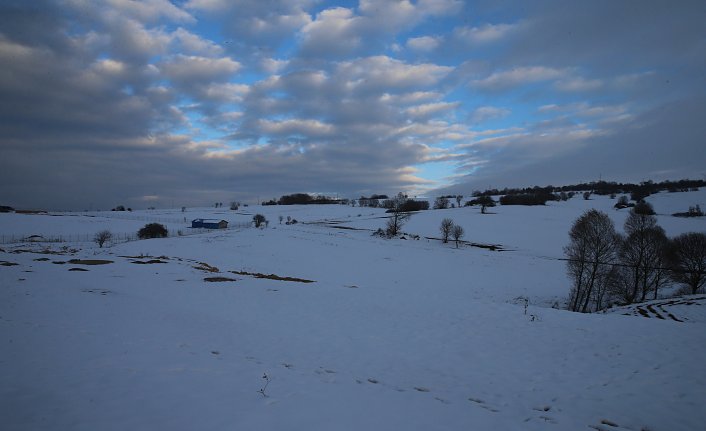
[468,397,499,413]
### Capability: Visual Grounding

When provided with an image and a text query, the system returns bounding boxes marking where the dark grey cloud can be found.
[437,96,706,194]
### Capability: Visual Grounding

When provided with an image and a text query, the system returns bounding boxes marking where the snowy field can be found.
[1,190,705,430]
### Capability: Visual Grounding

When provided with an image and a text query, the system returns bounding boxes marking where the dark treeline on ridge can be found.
[472,179,705,199]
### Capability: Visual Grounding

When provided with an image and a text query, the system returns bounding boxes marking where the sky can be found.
[1,0,705,210]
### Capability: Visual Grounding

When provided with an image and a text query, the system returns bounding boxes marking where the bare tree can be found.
[451,224,465,248]
[385,192,411,237]
[612,208,667,303]
[278,215,283,224]
[565,209,620,313]
[455,195,462,207]
[667,232,706,294]
[94,230,112,248]
[433,196,449,209]
[440,218,454,243]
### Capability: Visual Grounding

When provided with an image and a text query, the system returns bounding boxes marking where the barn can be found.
[191,219,228,229]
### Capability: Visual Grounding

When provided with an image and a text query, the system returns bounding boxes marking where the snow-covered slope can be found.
[1,190,705,430]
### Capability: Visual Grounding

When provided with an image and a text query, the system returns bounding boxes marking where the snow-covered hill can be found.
[1,190,705,430]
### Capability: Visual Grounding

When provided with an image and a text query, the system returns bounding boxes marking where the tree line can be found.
[472,178,705,200]
[565,202,705,313]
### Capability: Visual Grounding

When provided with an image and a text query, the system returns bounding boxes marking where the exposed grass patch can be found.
[229,270,315,283]
[204,276,237,282]
[67,259,114,265]
[68,267,89,271]
[0,261,19,266]
[33,257,50,261]
[194,262,220,273]
[131,259,168,264]
[12,248,77,255]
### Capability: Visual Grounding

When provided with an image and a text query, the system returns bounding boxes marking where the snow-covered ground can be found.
[1,190,705,430]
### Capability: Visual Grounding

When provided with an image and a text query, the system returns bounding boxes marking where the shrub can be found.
[94,230,112,248]
[614,195,633,209]
[253,214,267,228]
[433,196,450,209]
[673,205,704,218]
[633,201,655,215]
[138,223,168,239]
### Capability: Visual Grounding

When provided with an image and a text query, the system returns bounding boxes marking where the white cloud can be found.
[336,56,453,92]
[66,0,194,24]
[406,35,442,51]
[359,0,461,25]
[299,0,460,58]
[472,66,566,90]
[245,12,312,37]
[454,23,517,44]
[380,91,443,105]
[171,28,223,57]
[259,119,335,137]
[406,101,459,118]
[183,0,230,12]
[198,83,250,104]
[161,55,241,85]
[261,58,290,74]
[106,17,173,62]
[299,7,362,57]
[106,0,194,23]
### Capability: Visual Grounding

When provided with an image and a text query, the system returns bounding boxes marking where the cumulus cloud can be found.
[335,56,453,93]
[1,0,704,210]
[170,28,224,57]
[186,0,315,57]
[453,23,517,44]
[258,119,336,137]
[406,35,442,51]
[299,0,460,58]
[161,55,241,85]
[299,7,362,57]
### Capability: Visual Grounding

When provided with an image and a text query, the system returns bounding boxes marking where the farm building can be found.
[191,219,228,229]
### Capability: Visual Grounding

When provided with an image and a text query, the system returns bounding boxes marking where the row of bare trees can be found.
[440,218,465,248]
[565,203,706,313]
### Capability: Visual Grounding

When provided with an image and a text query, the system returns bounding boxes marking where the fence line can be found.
[0,222,253,246]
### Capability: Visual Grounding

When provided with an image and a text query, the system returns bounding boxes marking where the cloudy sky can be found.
[1,0,704,210]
